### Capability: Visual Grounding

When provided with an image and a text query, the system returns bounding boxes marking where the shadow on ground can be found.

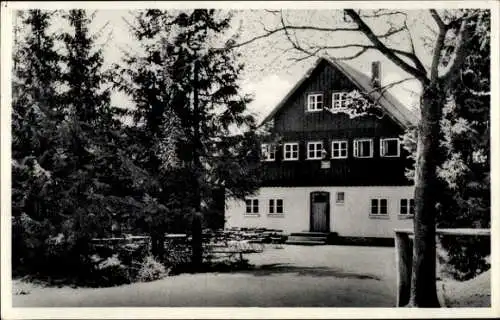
[239,263,381,280]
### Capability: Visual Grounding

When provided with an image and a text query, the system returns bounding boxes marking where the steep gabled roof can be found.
[259,57,418,128]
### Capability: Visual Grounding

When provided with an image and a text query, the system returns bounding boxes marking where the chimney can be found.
[371,61,381,89]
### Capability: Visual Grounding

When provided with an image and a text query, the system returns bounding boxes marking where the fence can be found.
[394,228,490,307]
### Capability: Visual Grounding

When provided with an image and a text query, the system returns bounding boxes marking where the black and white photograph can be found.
[1,1,498,318]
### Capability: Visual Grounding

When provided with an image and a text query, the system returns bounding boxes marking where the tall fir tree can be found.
[54,9,113,259]
[55,9,145,263]
[117,9,261,264]
[11,9,140,279]
[115,9,187,258]
[11,9,64,274]
[158,9,261,268]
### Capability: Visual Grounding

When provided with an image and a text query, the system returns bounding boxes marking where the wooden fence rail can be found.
[394,228,490,307]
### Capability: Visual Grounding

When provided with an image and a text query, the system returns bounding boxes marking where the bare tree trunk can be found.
[191,60,204,270]
[151,229,165,259]
[408,83,444,307]
[191,210,203,270]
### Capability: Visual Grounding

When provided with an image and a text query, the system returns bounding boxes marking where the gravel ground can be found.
[438,270,491,307]
[11,244,490,308]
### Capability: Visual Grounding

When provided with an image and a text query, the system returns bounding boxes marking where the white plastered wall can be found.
[225,186,414,238]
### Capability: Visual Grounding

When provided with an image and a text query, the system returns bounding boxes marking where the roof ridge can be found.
[259,57,418,128]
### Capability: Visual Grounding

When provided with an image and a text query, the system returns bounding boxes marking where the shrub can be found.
[439,236,490,280]
[163,241,192,273]
[136,255,168,282]
[90,254,130,287]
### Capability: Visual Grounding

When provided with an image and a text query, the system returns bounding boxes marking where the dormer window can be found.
[283,143,299,161]
[380,138,400,157]
[307,141,324,160]
[307,93,324,112]
[353,139,373,158]
[332,92,350,109]
[261,143,276,161]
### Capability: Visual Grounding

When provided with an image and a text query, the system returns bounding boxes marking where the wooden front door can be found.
[310,191,330,232]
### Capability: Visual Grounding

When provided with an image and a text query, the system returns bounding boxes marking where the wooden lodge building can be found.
[224,57,418,240]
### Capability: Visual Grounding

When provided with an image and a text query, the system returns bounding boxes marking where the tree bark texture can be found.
[191,60,204,269]
[191,211,203,270]
[408,83,444,307]
[396,232,413,307]
[151,231,165,259]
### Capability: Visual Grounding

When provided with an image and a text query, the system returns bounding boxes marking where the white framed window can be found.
[261,143,276,161]
[354,139,373,158]
[269,199,284,214]
[276,199,283,214]
[336,192,345,204]
[332,92,350,109]
[400,199,415,215]
[283,143,299,161]
[380,138,400,157]
[370,198,388,215]
[307,141,324,160]
[307,93,324,112]
[332,140,348,159]
[245,199,259,214]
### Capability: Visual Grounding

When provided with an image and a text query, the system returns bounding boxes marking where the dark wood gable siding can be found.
[275,59,362,132]
[260,59,413,187]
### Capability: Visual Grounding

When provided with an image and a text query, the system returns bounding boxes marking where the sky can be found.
[12,8,428,124]
[84,9,426,124]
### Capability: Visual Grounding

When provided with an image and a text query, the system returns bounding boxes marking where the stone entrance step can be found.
[285,240,327,246]
[291,232,329,237]
[285,232,336,245]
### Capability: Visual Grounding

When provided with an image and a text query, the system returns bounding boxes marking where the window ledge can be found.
[335,202,345,206]
[244,214,261,218]
[267,214,285,218]
[398,214,414,220]
[369,215,390,219]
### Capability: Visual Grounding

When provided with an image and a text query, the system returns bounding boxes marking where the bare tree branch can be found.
[377,25,406,39]
[325,48,371,61]
[311,43,375,51]
[402,18,426,75]
[344,9,429,84]
[369,77,415,95]
[264,9,280,15]
[274,24,361,33]
[429,9,447,81]
[269,11,427,75]
[446,9,481,29]
[360,77,416,106]
[440,19,472,82]
[280,12,316,62]
[430,9,446,30]
[360,10,408,18]
[227,27,285,49]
